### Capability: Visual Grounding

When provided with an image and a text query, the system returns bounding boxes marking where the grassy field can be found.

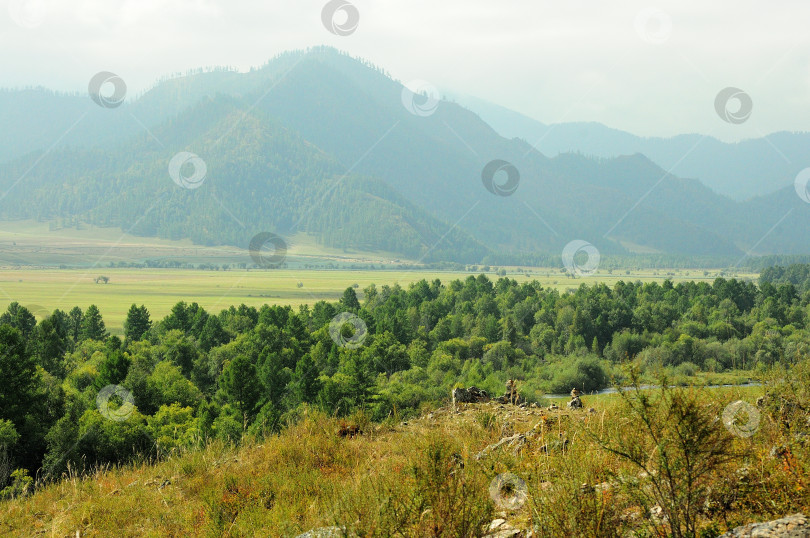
[0,219,759,333]
[0,266,759,334]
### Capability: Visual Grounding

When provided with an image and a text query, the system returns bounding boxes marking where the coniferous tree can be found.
[67,306,83,343]
[220,355,261,426]
[0,326,40,430]
[0,303,36,338]
[340,287,361,311]
[80,305,108,342]
[124,304,151,342]
[293,353,322,404]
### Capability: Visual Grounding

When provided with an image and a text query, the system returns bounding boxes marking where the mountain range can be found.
[1,47,809,265]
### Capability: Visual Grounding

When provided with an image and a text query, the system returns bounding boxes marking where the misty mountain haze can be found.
[1,48,809,264]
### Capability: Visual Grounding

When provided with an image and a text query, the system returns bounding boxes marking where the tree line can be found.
[1,270,809,497]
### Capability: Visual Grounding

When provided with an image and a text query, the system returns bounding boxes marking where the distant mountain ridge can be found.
[1,47,809,263]
[452,93,809,201]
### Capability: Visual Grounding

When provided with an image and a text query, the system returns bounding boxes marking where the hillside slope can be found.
[2,48,810,261]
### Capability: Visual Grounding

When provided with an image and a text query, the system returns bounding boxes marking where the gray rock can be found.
[718,513,809,537]
[295,527,348,538]
[452,386,490,404]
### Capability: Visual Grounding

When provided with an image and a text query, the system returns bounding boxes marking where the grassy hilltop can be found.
[2,379,809,536]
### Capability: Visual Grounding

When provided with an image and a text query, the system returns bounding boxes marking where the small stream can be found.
[544,381,762,399]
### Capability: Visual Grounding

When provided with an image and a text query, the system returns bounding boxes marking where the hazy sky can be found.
[3,0,809,141]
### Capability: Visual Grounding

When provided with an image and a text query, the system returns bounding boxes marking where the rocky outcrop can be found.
[718,513,809,537]
[495,379,524,405]
[452,386,490,405]
[567,388,583,410]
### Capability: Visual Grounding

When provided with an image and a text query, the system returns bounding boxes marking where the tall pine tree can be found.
[80,305,108,342]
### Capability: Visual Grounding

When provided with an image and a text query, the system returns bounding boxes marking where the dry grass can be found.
[1,385,808,537]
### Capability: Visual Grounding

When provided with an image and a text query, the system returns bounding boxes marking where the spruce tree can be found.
[80,305,108,342]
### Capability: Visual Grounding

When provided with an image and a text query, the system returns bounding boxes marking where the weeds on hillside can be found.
[334,436,493,536]
[595,369,739,537]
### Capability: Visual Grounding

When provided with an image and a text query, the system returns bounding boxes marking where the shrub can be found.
[596,370,738,537]
[547,356,609,394]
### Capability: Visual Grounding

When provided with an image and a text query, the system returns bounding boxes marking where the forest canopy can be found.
[1,269,808,497]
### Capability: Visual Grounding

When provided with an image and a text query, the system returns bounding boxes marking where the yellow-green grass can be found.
[0,265,758,335]
[0,268,480,333]
[5,384,802,537]
[0,220,759,333]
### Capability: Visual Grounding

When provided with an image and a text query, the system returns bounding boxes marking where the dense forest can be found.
[1,269,809,498]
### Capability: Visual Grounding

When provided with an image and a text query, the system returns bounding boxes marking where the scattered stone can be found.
[649,505,667,524]
[489,519,507,531]
[476,432,531,460]
[567,397,583,410]
[718,513,809,537]
[588,407,597,414]
[295,527,350,538]
[548,404,559,411]
[484,524,522,538]
[453,386,490,405]
[770,445,791,459]
[567,388,583,410]
[494,379,525,405]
